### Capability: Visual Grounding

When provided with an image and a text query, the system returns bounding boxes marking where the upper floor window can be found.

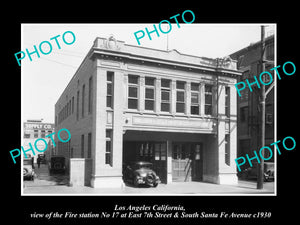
[76,90,80,121]
[240,106,248,123]
[41,130,45,138]
[88,76,93,114]
[68,100,71,117]
[71,96,74,114]
[204,84,213,115]
[107,72,114,108]
[240,71,249,102]
[161,79,171,112]
[176,81,185,113]
[265,43,274,61]
[34,130,39,138]
[145,77,155,111]
[191,83,200,115]
[225,86,230,117]
[82,84,85,118]
[128,75,139,109]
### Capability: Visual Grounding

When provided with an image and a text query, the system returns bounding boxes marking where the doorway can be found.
[172,142,203,182]
[123,141,167,183]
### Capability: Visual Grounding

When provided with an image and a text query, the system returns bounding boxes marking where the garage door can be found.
[172,143,203,182]
[172,143,192,182]
[123,141,167,183]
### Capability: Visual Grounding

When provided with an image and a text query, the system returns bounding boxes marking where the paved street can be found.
[23,164,274,195]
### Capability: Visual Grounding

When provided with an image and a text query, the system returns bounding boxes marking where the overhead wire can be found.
[39,57,79,68]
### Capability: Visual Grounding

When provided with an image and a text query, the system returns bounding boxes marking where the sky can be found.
[21,23,275,123]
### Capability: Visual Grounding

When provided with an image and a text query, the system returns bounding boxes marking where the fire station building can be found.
[55,36,242,188]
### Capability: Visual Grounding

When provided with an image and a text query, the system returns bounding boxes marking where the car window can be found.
[138,164,152,169]
[23,160,32,165]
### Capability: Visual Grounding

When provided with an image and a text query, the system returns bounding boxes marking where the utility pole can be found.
[166,31,169,51]
[257,25,265,189]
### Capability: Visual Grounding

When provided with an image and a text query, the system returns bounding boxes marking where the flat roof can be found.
[91,37,241,73]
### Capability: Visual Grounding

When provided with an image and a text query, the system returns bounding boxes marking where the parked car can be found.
[23,158,35,180]
[238,162,274,181]
[123,161,160,187]
[49,156,66,175]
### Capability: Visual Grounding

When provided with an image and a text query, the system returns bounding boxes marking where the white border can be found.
[20,23,277,196]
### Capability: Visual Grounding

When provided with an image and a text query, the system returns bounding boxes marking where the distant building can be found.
[55,36,242,188]
[230,35,275,169]
[23,119,55,163]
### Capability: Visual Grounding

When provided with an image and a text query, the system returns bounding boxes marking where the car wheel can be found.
[133,178,139,187]
[23,168,28,176]
[54,163,62,170]
[146,174,154,184]
[125,179,129,185]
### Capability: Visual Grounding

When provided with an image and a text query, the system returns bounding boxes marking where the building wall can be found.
[230,35,274,165]
[55,54,95,169]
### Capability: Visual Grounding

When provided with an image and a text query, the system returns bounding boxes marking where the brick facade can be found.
[230,35,274,169]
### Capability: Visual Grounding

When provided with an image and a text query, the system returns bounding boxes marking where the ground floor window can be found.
[173,143,190,160]
[137,142,167,162]
[105,130,112,166]
[81,134,84,158]
[88,133,92,158]
[154,143,167,160]
[225,134,230,166]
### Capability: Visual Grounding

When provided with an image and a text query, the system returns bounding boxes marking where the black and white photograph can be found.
[4,5,298,225]
[21,23,276,196]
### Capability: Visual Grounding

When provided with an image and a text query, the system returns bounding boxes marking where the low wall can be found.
[69,158,93,186]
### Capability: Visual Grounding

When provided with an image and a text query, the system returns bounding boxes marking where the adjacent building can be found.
[23,119,55,163]
[230,35,275,170]
[55,36,242,188]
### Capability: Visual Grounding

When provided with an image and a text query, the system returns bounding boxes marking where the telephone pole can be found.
[257,25,265,189]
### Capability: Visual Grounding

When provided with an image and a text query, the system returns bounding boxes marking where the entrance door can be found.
[153,143,167,183]
[172,143,192,182]
[172,143,203,182]
[191,143,203,181]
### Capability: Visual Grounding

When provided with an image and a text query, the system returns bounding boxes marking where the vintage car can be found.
[23,158,35,180]
[238,162,274,182]
[48,156,66,175]
[123,161,160,187]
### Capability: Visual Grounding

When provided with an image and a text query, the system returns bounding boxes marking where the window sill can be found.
[124,109,219,118]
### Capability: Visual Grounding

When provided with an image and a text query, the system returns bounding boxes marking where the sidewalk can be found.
[23,181,274,195]
[23,164,275,195]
